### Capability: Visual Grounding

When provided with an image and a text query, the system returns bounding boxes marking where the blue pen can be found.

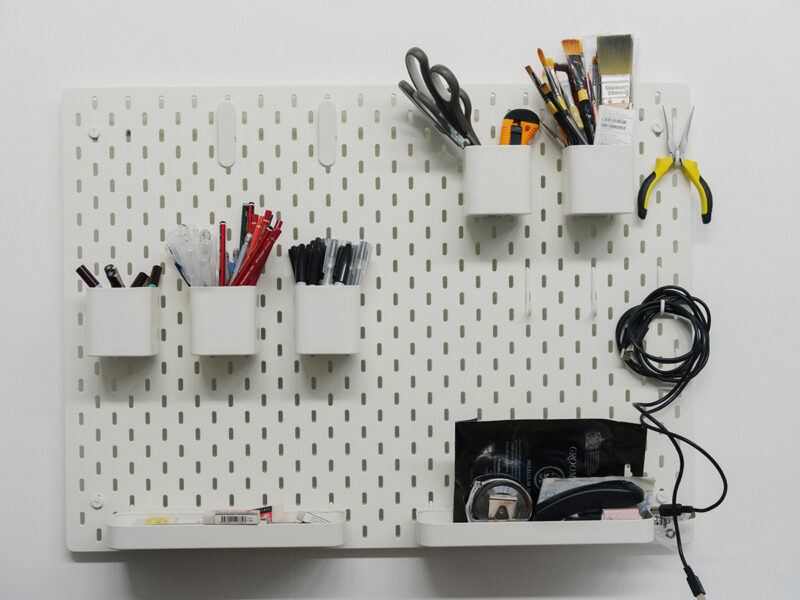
[167,246,191,285]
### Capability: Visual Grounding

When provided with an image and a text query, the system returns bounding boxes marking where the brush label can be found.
[595,106,635,145]
[600,74,631,107]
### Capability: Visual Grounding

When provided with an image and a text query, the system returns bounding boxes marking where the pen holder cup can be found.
[189,286,257,356]
[463,145,532,216]
[563,144,634,216]
[86,287,159,357]
[294,285,361,355]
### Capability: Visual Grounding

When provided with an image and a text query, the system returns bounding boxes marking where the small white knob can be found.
[90,494,104,509]
[88,126,101,140]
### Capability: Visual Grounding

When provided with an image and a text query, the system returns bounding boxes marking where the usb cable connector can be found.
[685,566,706,599]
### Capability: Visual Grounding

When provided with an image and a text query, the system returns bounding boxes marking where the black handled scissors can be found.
[398,47,480,148]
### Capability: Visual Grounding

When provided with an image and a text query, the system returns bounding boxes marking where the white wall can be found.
[1,0,798,597]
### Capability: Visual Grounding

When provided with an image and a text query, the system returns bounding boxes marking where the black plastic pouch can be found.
[453,419,647,522]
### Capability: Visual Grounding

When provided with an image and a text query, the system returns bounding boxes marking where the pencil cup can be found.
[189,286,257,356]
[563,144,634,216]
[463,145,533,216]
[86,287,159,357]
[294,285,361,355]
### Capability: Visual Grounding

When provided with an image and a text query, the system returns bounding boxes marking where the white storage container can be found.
[294,285,361,355]
[189,286,257,356]
[563,144,634,216]
[463,145,532,216]
[86,287,159,357]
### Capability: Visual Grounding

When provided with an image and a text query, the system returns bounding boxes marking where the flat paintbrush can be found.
[597,34,634,108]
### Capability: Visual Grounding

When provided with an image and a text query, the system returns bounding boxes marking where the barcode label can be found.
[213,511,259,525]
[599,117,628,130]
[594,106,635,146]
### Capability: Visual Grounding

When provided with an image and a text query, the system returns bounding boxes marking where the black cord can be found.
[615,286,727,599]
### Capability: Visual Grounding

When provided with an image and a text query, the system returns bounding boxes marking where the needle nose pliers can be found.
[637,105,712,224]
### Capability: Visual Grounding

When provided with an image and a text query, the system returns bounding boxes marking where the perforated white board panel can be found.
[63,83,694,551]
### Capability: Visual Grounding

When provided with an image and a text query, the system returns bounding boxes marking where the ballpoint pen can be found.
[218,221,227,286]
[230,233,252,282]
[346,243,363,285]
[295,244,308,284]
[333,244,352,285]
[322,239,341,285]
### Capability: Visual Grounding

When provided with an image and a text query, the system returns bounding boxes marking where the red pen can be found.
[219,221,227,286]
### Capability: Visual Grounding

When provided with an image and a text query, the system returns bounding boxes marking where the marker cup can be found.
[463,145,533,216]
[294,285,360,355]
[86,287,159,357]
[563,145,634,216]
[189,286,257,356]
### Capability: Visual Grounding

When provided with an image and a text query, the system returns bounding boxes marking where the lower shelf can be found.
[105,511,346,550]
[416,508,654,547]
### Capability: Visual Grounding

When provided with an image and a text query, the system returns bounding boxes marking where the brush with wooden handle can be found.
[555,65,585,135]
[525,65,585,146]
[537,49,585,143]
[562,39,596,143]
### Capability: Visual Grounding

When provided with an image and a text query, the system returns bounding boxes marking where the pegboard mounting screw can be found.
[90,494,104,509]
[88,126,101,141]
[651,121,664,136]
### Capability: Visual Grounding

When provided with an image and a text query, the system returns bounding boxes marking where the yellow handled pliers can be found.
[637,106,712,224]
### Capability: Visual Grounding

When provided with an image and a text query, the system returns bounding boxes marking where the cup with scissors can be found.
[398,47,481,149]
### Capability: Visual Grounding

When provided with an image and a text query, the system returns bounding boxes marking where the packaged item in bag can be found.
[453,419,647,522]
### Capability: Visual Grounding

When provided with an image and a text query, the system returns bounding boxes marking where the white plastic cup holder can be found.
[463,145,532,217]
[189,286,257,356]
[563,144,634,216]
[86,287,159,357]
[294,285,361,355]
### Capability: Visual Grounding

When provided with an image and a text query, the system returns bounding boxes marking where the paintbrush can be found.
[562,39,595,143]
[565,61,595,144]
[537,48,563,103]
[597,34,634,108]
[525,65,585,146]
[555,64,584,134]
[537,49,584,142]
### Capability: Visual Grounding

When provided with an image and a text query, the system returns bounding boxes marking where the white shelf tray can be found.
[105,511,346,550]
[416,508,654,547]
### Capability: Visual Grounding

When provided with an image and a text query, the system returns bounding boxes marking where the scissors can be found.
[398,47,481,148]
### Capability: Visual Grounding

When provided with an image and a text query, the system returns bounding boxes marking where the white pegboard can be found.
[63,83,695,551]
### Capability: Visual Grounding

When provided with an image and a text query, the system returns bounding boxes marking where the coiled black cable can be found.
[616,285,727,599]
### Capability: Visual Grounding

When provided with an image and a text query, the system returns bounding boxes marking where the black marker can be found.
[76,265,102,288]
[131,272,149,288]
[146,265,162,288]
[104,264,125,288]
